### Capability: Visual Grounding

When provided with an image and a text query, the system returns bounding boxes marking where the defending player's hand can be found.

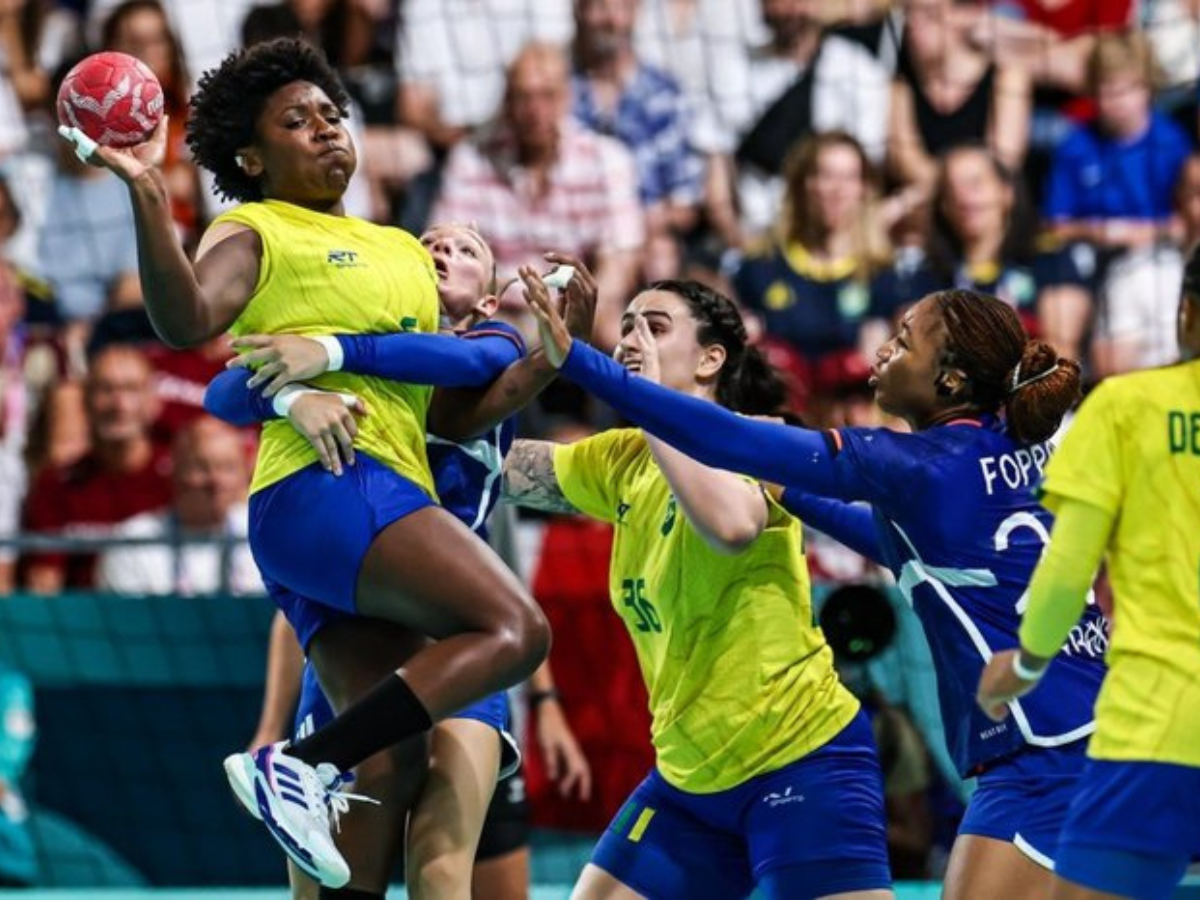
[543,251,598,342]
[229,334,332,396]
[976,649,1040,722]
[520,263,572,368]
[535,700,593,801]
[287,390,368,477]
[616,316,662,384]
[57,115,169,182]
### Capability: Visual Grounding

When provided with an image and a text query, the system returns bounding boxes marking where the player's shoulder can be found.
[1087,365,1191,416]
[460,319,527,355]
[564,427,648,466]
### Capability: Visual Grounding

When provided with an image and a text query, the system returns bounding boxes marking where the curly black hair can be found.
[186,38,351,203]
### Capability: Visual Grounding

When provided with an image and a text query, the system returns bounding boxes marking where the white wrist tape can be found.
[1011,651,1048,682]
[272,385,320,417]
[57,125,97,163]
[312,335,344,372]
[543,265,576,290]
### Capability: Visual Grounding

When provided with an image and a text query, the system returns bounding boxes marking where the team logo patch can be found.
[763,786,805,808]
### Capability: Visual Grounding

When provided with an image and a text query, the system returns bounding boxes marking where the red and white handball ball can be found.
[56,52,164,148]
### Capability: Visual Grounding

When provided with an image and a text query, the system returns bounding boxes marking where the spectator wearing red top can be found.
[964,0,1133,94]
[144,337,232,440]
[21,345,171,593]
[521,463,654,832]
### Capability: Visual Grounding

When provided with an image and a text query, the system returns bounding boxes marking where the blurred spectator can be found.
[732,132,891,392]
[876,145,1093,362]
[631,0,766,252]
[397,0,573,154]
[0,0,81,113]
[102,0,202,245]
[431,41,644,349]
[0,262,28,595]
[37,59,142,367]
[887,0,1031,199]
[89,0,257,82]
[395,0,572,229]
[144,337,231,439]
[519,426,653,832]
[1142,0,1200,101]
[244,0,376,70]
[1044,32,1191,251]
[706,0,890,240]
[1089,152,1200,376]
[819,584,934,880]
[0,170,58,334]
[20,345,171,594]
[97,416,261,596]
[963,0,1133,95]
[0,665,35,887]
[570,0,703,281]
[633,0,767,142]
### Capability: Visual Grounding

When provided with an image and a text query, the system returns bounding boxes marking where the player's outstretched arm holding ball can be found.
[58,59,259,348]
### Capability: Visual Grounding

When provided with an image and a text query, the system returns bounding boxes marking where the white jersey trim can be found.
[891,521,1097,749]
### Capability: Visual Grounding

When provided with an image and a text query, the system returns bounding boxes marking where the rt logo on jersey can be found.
[327,249,362,268]
[763,787,805,808]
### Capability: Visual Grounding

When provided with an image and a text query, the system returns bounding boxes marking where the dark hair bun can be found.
[1004,340,1081,444]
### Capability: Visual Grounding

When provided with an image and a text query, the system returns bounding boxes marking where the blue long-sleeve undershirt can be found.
[335,331,521,387]
[204,368,274,425]
[204,330,524,426]
[561,340,843,495]
[778,488,884,564]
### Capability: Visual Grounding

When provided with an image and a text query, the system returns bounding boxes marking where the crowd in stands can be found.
[0,0,1193,881]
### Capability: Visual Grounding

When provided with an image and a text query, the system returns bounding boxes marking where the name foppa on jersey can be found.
[979,442,1053,496]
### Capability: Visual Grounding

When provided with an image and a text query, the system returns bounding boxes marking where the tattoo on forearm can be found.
[502,440,576,513]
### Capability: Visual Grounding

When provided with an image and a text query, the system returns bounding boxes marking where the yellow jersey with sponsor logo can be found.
[1040,361,1200,765]
[216,200,439,495]
[554,428,859,793]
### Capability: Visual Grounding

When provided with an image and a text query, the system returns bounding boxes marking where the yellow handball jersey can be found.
[216,200,440,495]
[554,429,859,793]
[1041,361,1200,766]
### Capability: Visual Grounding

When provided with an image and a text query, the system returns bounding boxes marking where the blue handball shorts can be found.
[590,711,892,900]
[1054,758,1200,900]
[294,663,521,779]
[249,454,435,650]
[958,738,1089,869]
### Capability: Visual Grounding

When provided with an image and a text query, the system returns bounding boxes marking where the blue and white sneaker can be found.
[223,742,371,887]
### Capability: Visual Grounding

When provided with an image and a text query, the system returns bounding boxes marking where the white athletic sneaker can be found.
[222,742,371,888]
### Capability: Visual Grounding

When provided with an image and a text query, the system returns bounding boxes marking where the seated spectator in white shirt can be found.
[97,416,263,597]
[705,0,890,240]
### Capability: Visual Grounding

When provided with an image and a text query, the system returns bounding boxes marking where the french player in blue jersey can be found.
[207,225,596,900]
[524,283,1107,900]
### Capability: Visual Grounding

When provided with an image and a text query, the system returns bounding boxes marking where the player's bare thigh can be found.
[943,833,1055,900]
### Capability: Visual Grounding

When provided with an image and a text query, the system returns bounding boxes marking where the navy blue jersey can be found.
[557,341,1109,778]
[832,416,1106,774]
[426,320,524,539]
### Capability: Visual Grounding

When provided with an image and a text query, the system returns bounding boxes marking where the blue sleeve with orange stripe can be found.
[337,324,523,387]
[560,340,844,492]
